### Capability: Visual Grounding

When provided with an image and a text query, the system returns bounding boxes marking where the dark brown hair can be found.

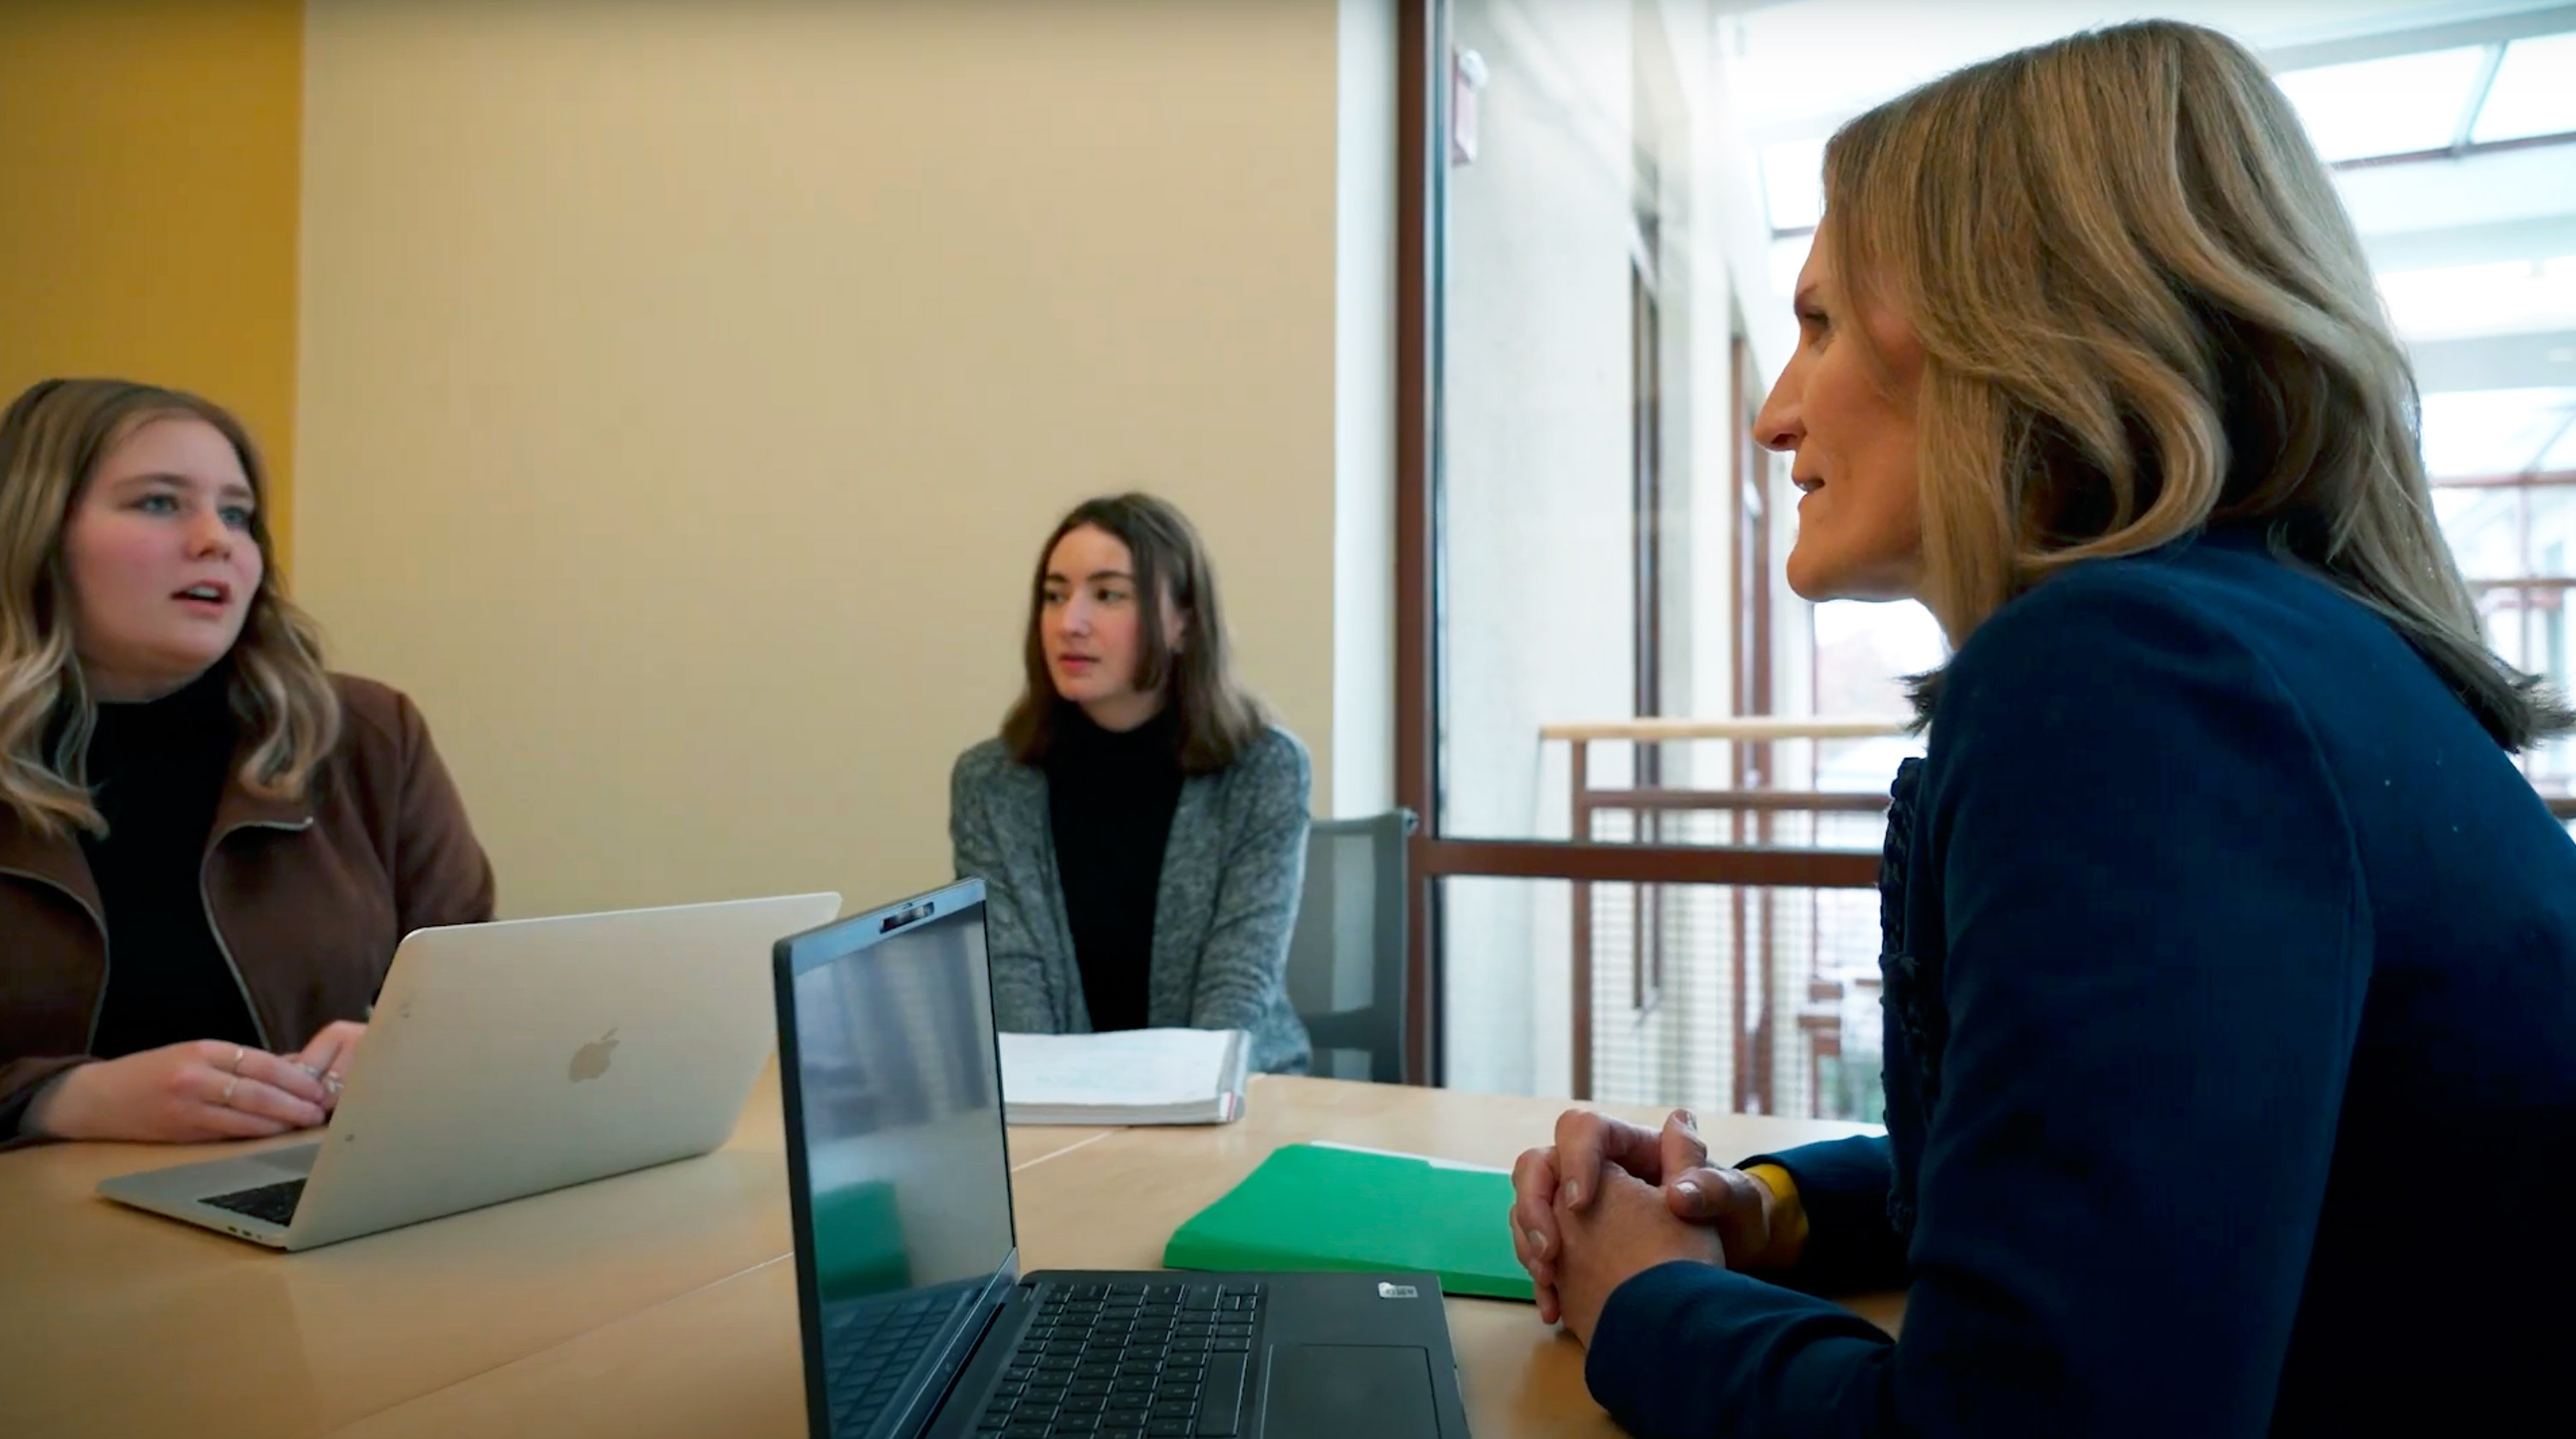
[999,493,1268,773]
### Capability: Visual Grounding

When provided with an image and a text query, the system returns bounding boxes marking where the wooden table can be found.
[2,1072,1891,1438]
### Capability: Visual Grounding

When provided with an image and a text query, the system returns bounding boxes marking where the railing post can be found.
[1570,739,1592,1102]
[1730,743,1751,1113]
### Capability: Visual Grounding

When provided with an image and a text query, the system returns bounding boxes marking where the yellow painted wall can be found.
[0,0,303,560]
[295,1,1350,920]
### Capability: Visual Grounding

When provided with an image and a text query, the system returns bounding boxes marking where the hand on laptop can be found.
[289,1021,367,1113]
[1510,1108,1783,1325]
[24,1041,331,1143]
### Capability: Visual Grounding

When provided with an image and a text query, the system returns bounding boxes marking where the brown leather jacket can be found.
[0,675,494,1136]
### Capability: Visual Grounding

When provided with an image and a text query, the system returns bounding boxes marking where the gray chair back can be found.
[1283,809,1416,1084]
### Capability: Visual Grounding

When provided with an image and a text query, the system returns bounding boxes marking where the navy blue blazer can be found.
[1585,526,2576,1436]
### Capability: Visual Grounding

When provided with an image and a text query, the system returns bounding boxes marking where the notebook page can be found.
[997,1028,1242,1109]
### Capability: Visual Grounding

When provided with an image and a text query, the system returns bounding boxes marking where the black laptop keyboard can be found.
[826,1289,973,1430]
[202,1179,306,1226]
[975,1280,1264,1439]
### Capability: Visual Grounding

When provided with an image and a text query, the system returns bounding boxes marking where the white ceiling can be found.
[1718,0,2576,142]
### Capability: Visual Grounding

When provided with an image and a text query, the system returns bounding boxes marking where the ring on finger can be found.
[228,1044,247,1075]
[218,1075,240,1107]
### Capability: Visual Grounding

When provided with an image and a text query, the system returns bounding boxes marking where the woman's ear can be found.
[1165,603,1190,654]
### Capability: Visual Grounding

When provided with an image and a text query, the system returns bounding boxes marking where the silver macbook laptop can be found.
[772,880,1470,1439]
[98,891,840,1251]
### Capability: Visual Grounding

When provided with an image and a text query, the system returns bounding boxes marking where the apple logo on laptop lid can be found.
[569,1029,619,1083]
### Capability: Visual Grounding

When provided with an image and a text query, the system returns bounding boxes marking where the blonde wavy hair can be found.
[1822,19,2568,747]
[0,379,341,837]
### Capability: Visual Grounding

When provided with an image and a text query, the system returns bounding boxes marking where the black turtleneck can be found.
[78,666,261,1058]
[1043,702,1184,1034]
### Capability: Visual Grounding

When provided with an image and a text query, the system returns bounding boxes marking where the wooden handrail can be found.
[1580,788,1893,815]
[1414,838,1881,888]
[1541,715,1917,743]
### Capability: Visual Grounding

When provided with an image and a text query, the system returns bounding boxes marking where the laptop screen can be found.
[777,885,1018,1439]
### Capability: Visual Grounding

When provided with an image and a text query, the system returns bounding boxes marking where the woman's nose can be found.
[188,513,236,557]
[1754,363,1802,453]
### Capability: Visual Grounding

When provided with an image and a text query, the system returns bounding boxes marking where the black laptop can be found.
[772,879,1471,1439]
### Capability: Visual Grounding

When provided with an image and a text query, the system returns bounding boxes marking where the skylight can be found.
[2470,32,2576,146]
[2431,487,2518,582]
[1769,233,1813,296]
[2377,255,2576,342]
[1761,136,1826,233]
[2275,44,2491,164]
[2418,386,2576,480]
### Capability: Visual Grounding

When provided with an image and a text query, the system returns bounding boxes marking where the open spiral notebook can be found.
[994,1027,1251,1126]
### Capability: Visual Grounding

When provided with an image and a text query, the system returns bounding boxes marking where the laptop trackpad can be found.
[1260,1346,1437,1439]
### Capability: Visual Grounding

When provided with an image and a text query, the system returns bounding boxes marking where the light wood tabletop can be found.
[0,1065,1105,1439]
[3,1071,1895,1439]
[999,1078,1895,1439]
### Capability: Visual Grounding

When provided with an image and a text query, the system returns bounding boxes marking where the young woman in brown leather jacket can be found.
[1,379,494,1144]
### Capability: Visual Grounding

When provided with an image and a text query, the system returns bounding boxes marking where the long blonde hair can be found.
[0,379,341,837]
[1823,19,2567,747]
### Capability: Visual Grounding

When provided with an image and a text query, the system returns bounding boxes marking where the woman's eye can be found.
[221,506,255,530]
[135,493,179,514]
[1097,588,1130,606]
[1042,589,1068,606]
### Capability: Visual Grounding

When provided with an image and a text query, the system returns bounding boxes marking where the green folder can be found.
[1161,1143,1535,1302]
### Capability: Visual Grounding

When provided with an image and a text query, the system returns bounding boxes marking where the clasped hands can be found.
[1509,1108,1791,1346]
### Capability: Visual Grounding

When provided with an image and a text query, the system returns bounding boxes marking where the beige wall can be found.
[295,0,1360,921]
[1333,0,1398,820]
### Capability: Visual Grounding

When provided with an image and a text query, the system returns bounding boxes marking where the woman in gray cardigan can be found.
[950,493,1312,1074]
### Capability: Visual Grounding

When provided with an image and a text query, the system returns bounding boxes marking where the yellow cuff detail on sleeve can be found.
[1743,1162,1810,1272]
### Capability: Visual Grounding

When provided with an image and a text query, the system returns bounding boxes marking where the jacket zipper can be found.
[200,817,314,1054]
[1,864,113,1053]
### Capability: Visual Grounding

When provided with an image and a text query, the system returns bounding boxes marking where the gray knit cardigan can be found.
[947,725,1313,1074]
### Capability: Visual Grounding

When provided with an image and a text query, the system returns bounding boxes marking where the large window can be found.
[1398,1,2576,1110]
[2428,390,2576,795]
[1404,0,1893,1116]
